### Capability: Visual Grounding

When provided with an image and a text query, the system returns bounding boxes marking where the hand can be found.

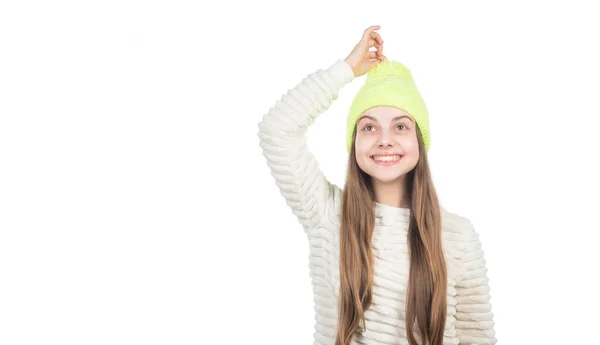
[344,25,386,77]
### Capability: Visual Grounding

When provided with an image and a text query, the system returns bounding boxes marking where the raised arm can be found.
[256,59,354,230]
[455,218,498,345]
[257,25,385,231]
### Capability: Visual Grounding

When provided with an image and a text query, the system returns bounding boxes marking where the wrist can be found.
[343,59,357,77]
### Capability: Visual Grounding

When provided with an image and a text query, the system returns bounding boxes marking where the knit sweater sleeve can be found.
[257,59,354,230]
[455,218,498,345]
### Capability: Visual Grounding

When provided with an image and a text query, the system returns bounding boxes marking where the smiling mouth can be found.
[370,155,403,165]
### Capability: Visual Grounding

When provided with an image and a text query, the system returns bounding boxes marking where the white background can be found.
[1,1,599,344]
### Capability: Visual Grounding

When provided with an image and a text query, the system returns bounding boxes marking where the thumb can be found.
[370,59,383,68]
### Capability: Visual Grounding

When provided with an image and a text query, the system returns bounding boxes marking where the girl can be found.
[257,25,497,345]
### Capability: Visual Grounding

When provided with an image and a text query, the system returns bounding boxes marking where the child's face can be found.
[354,106,419,184]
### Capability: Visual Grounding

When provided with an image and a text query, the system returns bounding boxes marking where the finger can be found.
[370,58,383,68]
[368,50,377,59]
[362,25,381,41]
[368,39,375,47]
[371,42,382,56]
[371,32,384,45]
[363,25,381,35]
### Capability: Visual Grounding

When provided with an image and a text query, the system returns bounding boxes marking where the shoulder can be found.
[440,206,473,235]
[440,206,479,252]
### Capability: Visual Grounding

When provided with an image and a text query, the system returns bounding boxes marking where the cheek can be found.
[355,134,375,151]
[398,137,420,160]
[403,134,420,151]
[354,139,372,167]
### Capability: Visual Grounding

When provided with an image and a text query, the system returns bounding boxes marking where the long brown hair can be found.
[335,122,447,345]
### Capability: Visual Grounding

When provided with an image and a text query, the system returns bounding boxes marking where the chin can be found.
[373,175,405,184]
[368,169,406,183]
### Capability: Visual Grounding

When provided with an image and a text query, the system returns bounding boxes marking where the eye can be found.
[362,123,408,131]
[362,123,375,131]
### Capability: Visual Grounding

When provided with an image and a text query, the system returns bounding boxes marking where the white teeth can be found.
[372,155,401,162]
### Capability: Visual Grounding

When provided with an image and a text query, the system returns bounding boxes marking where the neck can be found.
[372,176,410,208]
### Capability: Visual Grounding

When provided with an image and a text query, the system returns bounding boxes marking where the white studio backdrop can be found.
[1,1,599,344]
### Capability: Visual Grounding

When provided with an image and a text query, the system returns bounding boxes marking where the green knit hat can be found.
[346,60,430,153]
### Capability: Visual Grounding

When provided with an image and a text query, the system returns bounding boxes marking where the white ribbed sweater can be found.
[257,59,497,345]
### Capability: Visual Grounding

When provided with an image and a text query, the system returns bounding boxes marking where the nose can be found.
[377,132,394,148]
[378,140,392,148]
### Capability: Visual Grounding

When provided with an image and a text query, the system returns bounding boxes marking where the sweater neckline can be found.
[373,201,411,223]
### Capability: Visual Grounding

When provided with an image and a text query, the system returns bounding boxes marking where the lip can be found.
[371,152,402,157]
[370,154,403,166]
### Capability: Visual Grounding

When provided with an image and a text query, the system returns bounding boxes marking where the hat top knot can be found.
[366,60,413,81]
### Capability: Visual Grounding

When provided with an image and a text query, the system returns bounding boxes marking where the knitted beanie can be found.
[346,60,430,153]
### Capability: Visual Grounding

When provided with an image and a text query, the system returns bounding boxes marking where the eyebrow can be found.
[358,115,415,124]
